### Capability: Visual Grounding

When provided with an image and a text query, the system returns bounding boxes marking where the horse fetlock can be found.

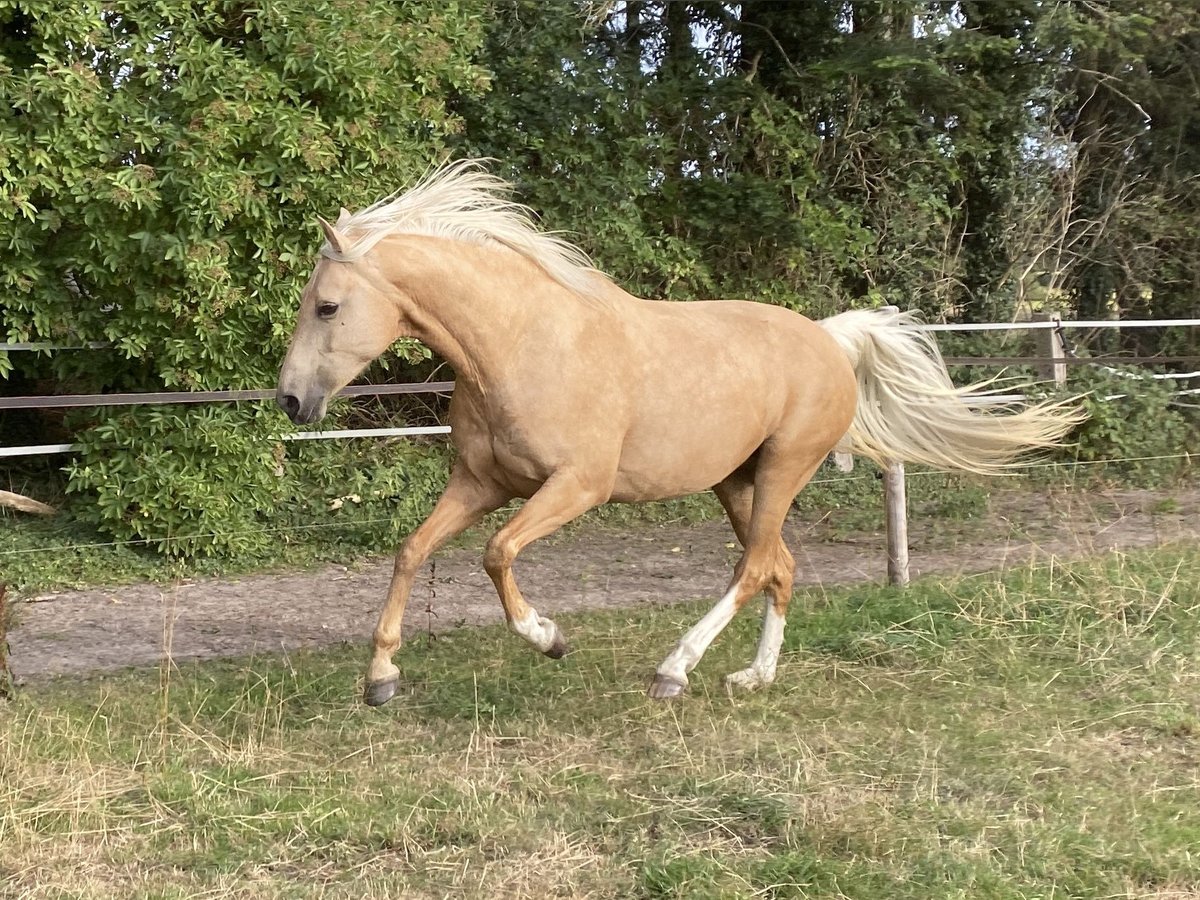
[510,610,561,655]
[724,666,776,693]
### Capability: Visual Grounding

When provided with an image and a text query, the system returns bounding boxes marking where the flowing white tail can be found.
[819,308,1085,475]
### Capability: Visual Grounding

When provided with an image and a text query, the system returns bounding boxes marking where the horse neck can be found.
[374,234,579,390]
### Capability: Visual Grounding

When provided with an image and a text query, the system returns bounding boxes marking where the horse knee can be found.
[393,541,423,575]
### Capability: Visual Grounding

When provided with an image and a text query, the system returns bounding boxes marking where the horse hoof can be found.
[544,626,570,660]
[363,675,399,707]
[647,673,687,700]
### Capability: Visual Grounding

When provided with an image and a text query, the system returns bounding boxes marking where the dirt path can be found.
[7,486,1198,682]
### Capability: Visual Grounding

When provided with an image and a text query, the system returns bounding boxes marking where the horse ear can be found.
[317,216,346,254]
[336,206,352,227]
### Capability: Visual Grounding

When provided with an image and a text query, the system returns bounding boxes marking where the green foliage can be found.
[1065,366,1195,483]
[1,0,488,553]
[460,1,1063,318]
[1,1,488,387]
[277,433,450,552]
[65,404,285,556]
[62,403,455,557]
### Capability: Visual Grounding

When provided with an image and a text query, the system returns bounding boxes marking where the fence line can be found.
[3,318,1196,465]
[285,425,450,441]
[0,381,455,411]
[0,381,456,457]
[1096,369,1200,383]
[0,443,76,460]
[943,356,1200,367]
[0,424,454,459]
[1,451,1193,560]
[0,342,110,352]
[920,317,1200,332]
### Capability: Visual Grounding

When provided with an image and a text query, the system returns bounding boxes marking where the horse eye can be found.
[316,302,339,319]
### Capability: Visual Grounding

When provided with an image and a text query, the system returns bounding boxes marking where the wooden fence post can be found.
[883,463,910,587]
[0,584,12,700]
[1032,312,1067,386]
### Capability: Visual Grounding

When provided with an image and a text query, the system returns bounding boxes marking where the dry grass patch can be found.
[3,544,1199,898]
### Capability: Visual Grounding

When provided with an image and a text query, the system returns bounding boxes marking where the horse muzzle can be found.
[276,389,327,425]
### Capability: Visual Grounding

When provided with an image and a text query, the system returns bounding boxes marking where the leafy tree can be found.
[1,0,488,554]
[1,0,488,388]
[3,0,1196,556]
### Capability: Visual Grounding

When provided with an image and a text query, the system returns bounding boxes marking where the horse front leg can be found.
[482,470,608,658]
[364,465,510,706]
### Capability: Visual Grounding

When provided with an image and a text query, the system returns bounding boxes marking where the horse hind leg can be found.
[648,542,775,699]
[647,472,767,699]
[724,544,794,692]
[709,470,796,691]
[648,454,814,699]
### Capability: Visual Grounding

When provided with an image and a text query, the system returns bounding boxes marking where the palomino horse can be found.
[277,160,1082,705]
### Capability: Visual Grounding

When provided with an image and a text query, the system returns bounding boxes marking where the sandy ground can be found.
[6,486,1198,683]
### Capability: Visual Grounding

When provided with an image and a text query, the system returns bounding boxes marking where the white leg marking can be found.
[510,608,558,653]
[725,600,786,691]
[656,586,742,685]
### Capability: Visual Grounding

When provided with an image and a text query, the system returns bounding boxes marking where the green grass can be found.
[3,544,1199,898]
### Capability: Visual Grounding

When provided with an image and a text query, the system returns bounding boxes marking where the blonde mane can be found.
[322,159,608,297]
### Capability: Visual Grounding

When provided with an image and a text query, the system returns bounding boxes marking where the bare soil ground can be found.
[7,486,1198,682]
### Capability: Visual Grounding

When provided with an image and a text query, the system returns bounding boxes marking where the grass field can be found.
[2,544,1199,899]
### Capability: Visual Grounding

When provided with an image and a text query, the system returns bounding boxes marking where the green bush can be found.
[276,434,451,553]
[1063,365,1196,483]
[64,402,454,557]
[1,1,489,388]
[1,0,489,555]
[66,404,289,556]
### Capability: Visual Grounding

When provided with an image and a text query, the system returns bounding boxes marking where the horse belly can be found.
[606,307,852,502]
[609,399,773,502]
[609,454,754,502]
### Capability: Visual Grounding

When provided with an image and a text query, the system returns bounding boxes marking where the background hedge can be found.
[2,1,1196,556]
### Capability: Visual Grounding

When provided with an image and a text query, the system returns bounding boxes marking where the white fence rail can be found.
[0,382,455,457]
[3,315,1196,587]
[919,317,1200,332]
[3,317,1197,460]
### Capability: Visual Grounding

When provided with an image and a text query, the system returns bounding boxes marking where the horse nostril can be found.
[278,393,301,421]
